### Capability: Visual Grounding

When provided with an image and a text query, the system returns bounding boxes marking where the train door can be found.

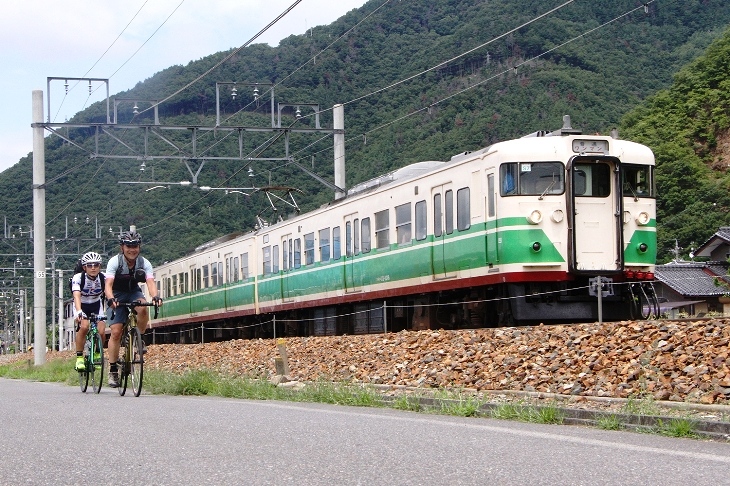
[486,172,498,264]
[568,158,623,273]
[344,212,362,292]
[281,234,294,301]
[431,183,456,280]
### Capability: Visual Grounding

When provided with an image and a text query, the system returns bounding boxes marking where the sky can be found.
[0,0,368,173]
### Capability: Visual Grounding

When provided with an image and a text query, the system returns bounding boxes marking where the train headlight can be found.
[637,243,648,253]
[527,210,542,225]
[636,211,650,226]
[531,242,542,252]
[551,209,564,223]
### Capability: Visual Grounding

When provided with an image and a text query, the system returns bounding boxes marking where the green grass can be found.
[437,396,484,417]
[621,394,661,416]
[597,414,623,431]
[656,418,699,439]
[392,394,424,412]
[490,401,564,424]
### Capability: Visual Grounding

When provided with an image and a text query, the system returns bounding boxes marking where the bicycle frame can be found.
[79,314,105,394]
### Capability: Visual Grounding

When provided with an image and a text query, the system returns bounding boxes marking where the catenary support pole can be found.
[57,270,63,351]
[333,104,345,200]
[32,90,47,365]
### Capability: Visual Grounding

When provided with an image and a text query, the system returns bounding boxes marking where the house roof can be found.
[654,262,729,297]
[694,226,730,258]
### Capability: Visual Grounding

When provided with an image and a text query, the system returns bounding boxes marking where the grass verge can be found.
[0,356,718,440]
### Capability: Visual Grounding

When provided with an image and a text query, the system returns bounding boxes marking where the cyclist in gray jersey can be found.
[104,230,162,387]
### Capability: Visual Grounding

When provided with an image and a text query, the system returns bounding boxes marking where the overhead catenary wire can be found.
[135,0,304,118]
[293,0,657,165]
[52,0,153,123]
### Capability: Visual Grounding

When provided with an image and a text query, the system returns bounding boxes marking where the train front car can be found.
[494,118,657,323]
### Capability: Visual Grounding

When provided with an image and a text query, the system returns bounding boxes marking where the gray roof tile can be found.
[654,262,729,297]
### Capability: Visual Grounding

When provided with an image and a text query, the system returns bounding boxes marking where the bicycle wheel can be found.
[118,359,128,396]
[78,357,89,393]
[90,333,105,394]
[130,327,144,397]
[118,329,129,396]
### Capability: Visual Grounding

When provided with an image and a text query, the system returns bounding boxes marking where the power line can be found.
[54,1,153,122]
[137,0,304,117]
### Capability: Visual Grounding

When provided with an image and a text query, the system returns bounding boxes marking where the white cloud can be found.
[0,0,367,171]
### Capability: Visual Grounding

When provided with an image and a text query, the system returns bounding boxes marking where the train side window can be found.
[361,217,371,253]
[241,253,248,279]
[319,228,331,262]
[165,277,172,297]
[293,238,302,269]
[196,268,202,289]
[172,275,178,296]
[262,246,271,275]
[282,239,289,271]
[218,262,223,285]
[415,200,427,241]
[445,189,454,235]
[183,272,189,293]
[211,262,219,285]
[487,174,495,217]
[333,226,341,259]
[395,203,412,244]
[288,239,293,269]
[304,232,315,265]
[272,245,279,273]
[375,209,389,249]
[346,222,352,256]
[457,187,470,231]
[434,193,442,237]
[203,265,210,289]
[354,218,360,255]
[178,272,185,294]
[233,257,239,281]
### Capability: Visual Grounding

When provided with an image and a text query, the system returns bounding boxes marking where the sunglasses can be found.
[84,263,101,268]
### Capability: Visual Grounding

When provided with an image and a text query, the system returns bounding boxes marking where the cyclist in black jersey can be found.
[71,252,106,371]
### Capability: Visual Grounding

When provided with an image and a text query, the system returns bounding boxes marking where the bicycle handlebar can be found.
[110,300,159,320]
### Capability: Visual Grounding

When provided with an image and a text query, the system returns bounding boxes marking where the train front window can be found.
[500,162,564,196]
[622,164,654,198]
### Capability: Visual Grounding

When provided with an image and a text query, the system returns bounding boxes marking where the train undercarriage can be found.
[147,279,659,345]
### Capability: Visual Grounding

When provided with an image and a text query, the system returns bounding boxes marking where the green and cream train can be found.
[151,117,658,342]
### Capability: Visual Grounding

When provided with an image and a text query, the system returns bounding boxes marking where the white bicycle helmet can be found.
[81,251,102,265]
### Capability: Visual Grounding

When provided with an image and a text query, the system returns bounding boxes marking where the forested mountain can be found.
[2,0,730,268]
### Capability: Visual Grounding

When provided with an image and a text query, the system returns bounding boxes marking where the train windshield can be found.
[622,164,655,198]
[500,162,564,196]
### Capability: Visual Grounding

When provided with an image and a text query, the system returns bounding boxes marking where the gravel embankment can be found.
[4,319,730,405]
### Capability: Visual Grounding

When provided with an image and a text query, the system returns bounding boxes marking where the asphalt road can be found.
[1,378,729,485]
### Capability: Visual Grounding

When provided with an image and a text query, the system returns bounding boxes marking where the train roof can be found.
[346,160,445,197]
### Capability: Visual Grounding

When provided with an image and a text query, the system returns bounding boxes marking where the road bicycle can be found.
[78,313,105,394]
[112,301,158,397]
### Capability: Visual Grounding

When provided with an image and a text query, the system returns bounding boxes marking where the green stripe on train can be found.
[159,222,566,319]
